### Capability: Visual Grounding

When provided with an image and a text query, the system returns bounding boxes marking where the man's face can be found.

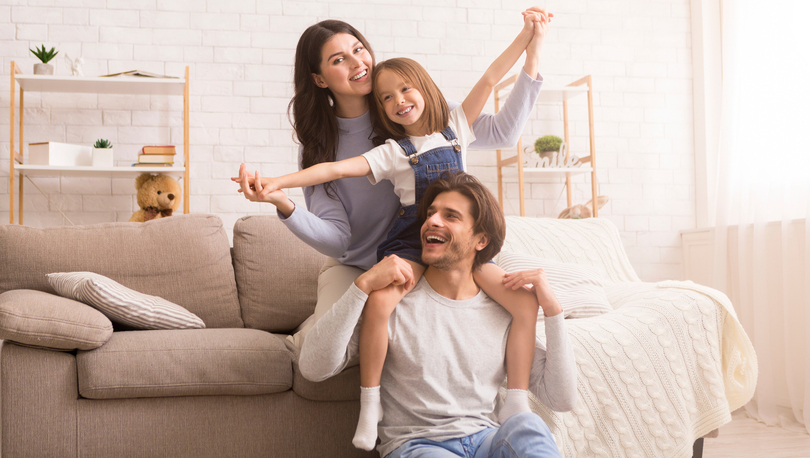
[420,191,487,270]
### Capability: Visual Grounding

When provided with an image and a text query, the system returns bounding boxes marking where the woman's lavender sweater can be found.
[280,70,543,270]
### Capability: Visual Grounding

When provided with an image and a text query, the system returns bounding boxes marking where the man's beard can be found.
[422,235,477,270]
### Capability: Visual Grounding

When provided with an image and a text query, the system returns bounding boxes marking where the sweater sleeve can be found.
[455,69,543,150]
[529,313,578,412]
[277,147,352,260]
[298,283,367,382]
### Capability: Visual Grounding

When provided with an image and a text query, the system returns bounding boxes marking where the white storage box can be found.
[28,142,93,166]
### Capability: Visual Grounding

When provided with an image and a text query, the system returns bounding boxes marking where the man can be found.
[299,172,577,457]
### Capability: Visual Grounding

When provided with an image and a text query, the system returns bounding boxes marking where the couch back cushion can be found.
[502,216,641,283]
[232,215,327,333]
[0,214,243,329]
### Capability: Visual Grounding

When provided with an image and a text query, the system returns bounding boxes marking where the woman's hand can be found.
[232,163,295,216]
[502,268,563,317]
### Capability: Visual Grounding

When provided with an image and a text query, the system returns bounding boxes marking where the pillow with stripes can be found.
[47,272,205,330]
[495,251,613,320]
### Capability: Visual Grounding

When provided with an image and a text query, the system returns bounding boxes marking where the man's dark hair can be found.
[417,172,506,271]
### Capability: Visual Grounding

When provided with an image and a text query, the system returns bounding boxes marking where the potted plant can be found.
[92,139,114,167]
[534,135,563,159]
[30,45,58,75]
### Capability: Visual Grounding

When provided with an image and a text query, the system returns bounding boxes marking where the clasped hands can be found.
[232,163,286,204]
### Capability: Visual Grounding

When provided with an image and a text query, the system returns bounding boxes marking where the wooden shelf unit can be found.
[8,62,190,225]
[494,74,598,217]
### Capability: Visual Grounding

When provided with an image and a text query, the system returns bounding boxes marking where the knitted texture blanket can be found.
[498,217,757,458]
[516,282,757,458]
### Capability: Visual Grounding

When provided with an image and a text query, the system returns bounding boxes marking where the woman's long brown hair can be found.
[287,20,375,198]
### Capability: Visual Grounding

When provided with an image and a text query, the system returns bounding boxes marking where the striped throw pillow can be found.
[47,272,205,330]
[495,251,613,320]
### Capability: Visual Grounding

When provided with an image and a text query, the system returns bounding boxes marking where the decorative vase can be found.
[33,63,54,75]
[92,148,114,167]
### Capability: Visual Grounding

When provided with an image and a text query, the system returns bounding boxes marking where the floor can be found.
[702,409,810,458]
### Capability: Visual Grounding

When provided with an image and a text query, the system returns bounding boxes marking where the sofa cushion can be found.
[77,328,292,399]
[502,216,641,283]
[47,272,205,330]
[0,214,243,329]
[495,251,613,319]
[0,290,113,350]
[232,215,327,333]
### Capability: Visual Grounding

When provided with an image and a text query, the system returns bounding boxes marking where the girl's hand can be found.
[250,170,282,199]
[502,268,563,317]
[525,8,551,57]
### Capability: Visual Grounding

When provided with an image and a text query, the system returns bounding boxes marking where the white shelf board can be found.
[499,85,588,103]
[15,75,185,95]
[501,166,593,176]
[15,165,185,178]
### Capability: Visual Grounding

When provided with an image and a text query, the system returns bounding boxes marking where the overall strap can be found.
[440,126,461,153]
[440,126,457,141]
[396,137,420,164]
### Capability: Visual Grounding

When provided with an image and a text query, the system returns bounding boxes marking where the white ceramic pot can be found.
[92,148,114,167]
[33,63,54,75]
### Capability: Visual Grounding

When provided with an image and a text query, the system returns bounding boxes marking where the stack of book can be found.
[134,146,176,167]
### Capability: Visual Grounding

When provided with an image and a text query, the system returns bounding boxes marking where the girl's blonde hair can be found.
[371,58,449,141]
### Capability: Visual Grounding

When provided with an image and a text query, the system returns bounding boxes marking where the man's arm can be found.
[298,282,367,381]
[298,255,416,381]
[530,315,577,412]
[503,268,577,411]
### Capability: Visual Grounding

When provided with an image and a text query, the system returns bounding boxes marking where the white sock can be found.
[499,389,531,423]
[352,386,383,451]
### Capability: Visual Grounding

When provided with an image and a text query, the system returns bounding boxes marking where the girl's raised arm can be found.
[461,10,550,127]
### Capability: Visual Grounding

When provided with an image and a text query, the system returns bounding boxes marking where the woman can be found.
[235,11,549,350]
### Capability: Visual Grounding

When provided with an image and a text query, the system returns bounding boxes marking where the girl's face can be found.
[375,69,427,136]
[313,33,373,101]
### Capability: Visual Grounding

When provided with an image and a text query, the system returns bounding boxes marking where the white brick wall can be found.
[0,0,695,282]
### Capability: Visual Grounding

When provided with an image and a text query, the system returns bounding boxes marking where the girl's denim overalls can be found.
[376,126,463,266]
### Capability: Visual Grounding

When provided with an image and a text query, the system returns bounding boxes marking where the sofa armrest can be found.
[0,290,113,351]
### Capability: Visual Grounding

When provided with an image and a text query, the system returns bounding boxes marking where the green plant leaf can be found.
[30,45,58,64]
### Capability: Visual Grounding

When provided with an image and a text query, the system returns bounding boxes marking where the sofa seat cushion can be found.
[77,328,292,399]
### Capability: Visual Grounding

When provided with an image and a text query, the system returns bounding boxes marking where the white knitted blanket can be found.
[499,217,758,458]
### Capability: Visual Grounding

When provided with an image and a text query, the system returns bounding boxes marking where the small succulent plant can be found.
[534,135,563,153]
[30,45,58,64]
[93,139,113,149]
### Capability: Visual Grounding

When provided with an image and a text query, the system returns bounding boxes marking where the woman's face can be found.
[313,33,373,101]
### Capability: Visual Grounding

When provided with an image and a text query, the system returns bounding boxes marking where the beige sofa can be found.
[0,214,370,458]
[0,214,756,458]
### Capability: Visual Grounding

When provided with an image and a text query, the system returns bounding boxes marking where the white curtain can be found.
[712,0,810,434]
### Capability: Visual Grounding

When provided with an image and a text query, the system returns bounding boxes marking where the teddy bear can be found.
[558,195,609,219]
[129,173,182,223]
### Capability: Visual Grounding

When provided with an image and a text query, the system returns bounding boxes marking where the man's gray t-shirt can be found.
[379,277,512,455]
[298,277,576,458]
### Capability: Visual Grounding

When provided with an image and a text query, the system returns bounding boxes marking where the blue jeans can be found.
[387,413,560,458]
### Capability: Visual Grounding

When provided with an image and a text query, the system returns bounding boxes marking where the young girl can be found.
[245,12,550,451]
